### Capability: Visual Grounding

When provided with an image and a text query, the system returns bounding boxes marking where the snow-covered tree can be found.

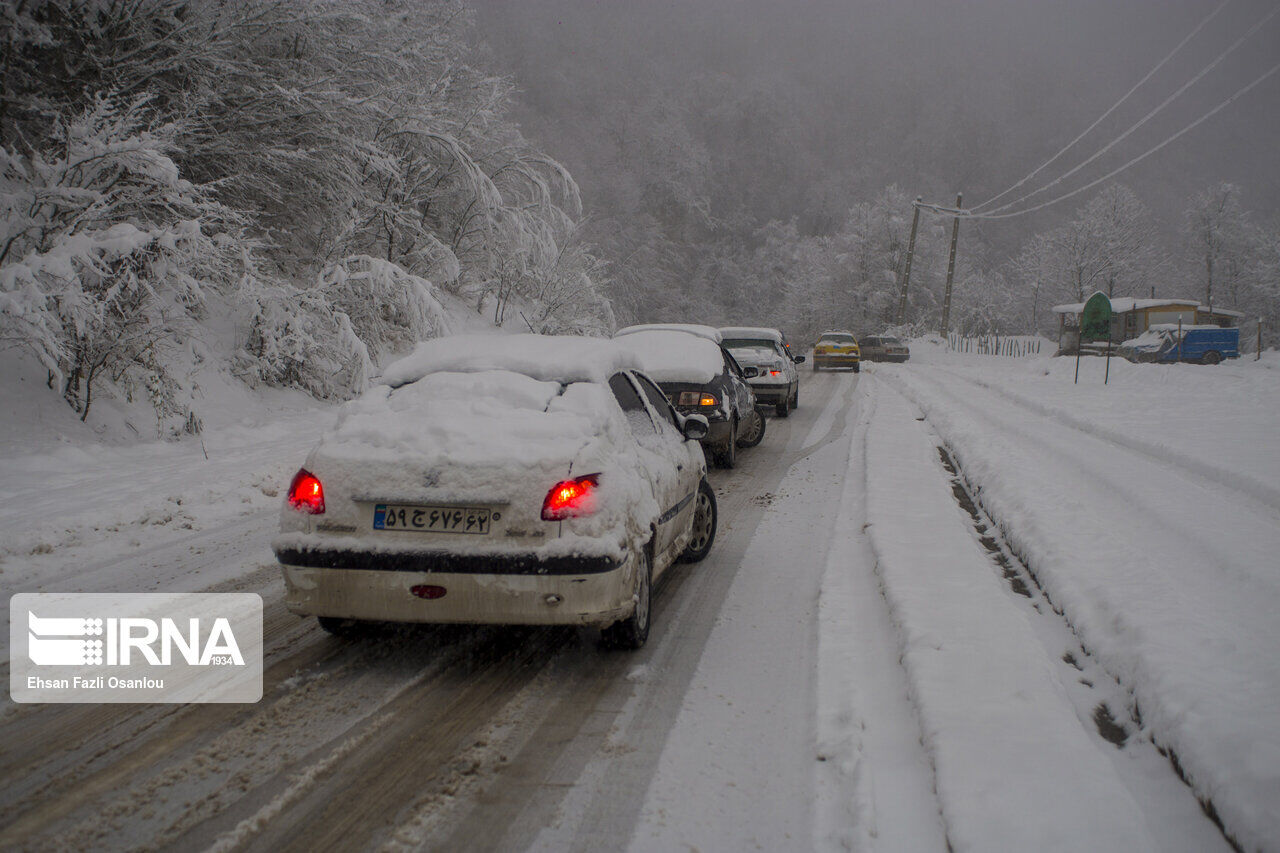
[0,95,247,423]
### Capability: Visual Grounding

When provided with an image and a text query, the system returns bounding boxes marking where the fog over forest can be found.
[476,0,1280,336]
[1,0,1276,429]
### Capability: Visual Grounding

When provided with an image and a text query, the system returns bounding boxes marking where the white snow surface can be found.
[378,333,640,388]
[718,326,783,344]
[612,329,725,384]
[4,317,1278,851]
[324,370,612,470]
[863,381,1154,851]
[872,340,1280,852]
[724,345,783,369]
[614,323,723,343]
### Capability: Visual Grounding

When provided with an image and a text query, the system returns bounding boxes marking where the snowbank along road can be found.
[0,363,1257,851]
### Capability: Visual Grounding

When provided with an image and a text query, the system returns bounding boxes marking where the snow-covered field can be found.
[869,340,1280,852]
[2,331,1277,851]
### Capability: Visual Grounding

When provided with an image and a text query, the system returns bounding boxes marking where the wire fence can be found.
[947,334,1044,357]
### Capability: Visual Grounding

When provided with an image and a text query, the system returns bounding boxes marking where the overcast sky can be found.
[477,0,1280,230]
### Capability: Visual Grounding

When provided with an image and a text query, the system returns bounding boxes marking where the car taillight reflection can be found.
[288,469,325,514]
[542,474,600,520]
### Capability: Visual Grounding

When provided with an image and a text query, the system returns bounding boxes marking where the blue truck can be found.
[1119,325,1240,364]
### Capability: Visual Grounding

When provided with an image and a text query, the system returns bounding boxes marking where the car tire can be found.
[853,362,861,373]
[601,544,651,649]
[1202,350,1222,365]
[736,407,766,448]
[813,362,820,372]
[776,396,790,418]
[792,386,799,409]
[714,421,737,468]
[679,480,718,563]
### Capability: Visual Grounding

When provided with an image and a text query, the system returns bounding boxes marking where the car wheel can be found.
[792,386,799,408]
[776,396,790,418]
[680,479,718,563]
[714,421,737,468]
[853,362,861,373]
[812,362,820,372]
[601,545,651,649]
[317,616,366,636]
[1202,350,1222,365]
[737,407,766,448]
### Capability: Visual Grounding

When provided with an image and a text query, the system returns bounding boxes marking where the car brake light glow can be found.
[288,469,325,514]
[769,370,782,376]
[542,474,600,520]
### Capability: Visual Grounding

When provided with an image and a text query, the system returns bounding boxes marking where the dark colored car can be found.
[614,326,764,468]
[859,335,911,362]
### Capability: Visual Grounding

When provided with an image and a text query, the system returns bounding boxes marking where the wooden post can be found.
[896,198,922,325]
[940,193,962,338]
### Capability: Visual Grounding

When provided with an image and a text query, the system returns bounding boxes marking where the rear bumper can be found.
[277,549,637,626]
[815,355,860,368]
[747,381,789,403]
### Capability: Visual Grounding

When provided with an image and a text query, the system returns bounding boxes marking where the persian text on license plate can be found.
[373,504,492,534]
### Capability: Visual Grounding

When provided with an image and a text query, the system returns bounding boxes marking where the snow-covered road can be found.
[2,355,1267,851]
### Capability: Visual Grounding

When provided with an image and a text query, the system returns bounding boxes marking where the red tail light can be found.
[288,469,325,514]
[769,370,782,376]
[542,474,600,520]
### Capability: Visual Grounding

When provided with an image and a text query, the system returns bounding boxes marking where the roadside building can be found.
[1052,297,1244,354]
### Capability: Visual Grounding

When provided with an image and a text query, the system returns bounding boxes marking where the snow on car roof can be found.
[326,369,622,470]
[612,329,724,384]
[719,326,783,343]
[378,334,641,388]
[614,323,723,343]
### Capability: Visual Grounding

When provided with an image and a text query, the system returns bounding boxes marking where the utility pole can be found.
[895,197,922,325]
[939,193,962,338]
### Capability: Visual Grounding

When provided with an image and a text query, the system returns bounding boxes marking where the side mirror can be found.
[742,366,759,379]
[793,355,806,364]
[682,413,710,441]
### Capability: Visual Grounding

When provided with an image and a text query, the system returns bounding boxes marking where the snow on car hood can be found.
[379,333,641,388]
[613,330,723,384]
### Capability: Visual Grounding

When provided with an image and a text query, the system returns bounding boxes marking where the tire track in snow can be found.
[879,367,1277,851]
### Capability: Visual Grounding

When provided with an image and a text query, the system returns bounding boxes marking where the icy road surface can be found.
[0,363,1260,851]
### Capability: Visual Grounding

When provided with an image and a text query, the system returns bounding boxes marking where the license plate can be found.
[373,504,492,534]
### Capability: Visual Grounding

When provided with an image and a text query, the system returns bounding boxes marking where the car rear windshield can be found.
[819,334,856,344]
[721,337,773,350]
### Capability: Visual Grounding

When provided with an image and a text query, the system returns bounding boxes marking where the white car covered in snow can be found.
[719,326,804,417]
[273,334,718,648]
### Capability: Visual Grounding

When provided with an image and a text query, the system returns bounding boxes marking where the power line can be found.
[975,1,1280,218]
[969,0,1236,213]
[958,59,1280,221]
